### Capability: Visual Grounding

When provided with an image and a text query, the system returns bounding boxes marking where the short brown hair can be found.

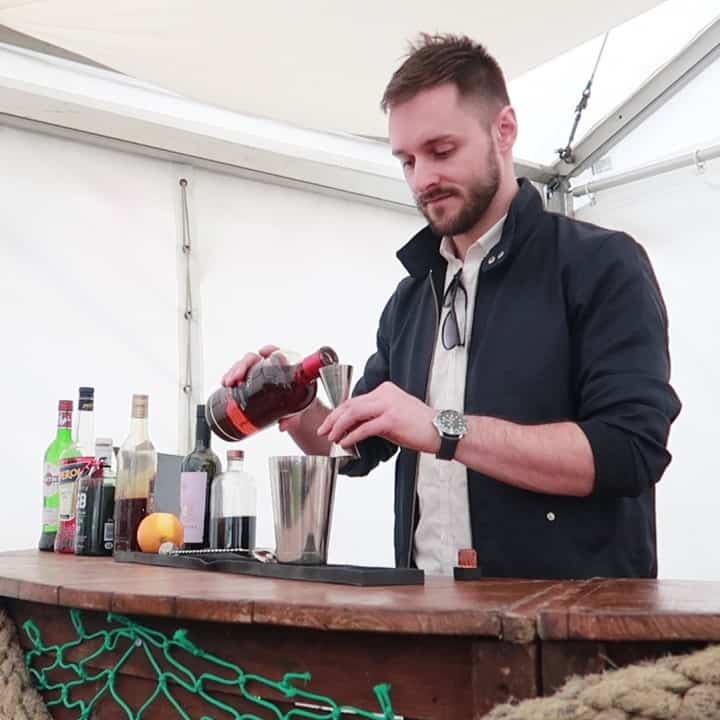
[381,34,510,116]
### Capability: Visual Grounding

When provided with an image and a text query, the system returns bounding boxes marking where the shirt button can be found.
[546,512,556,522]
[497,250,505,260]
[487,255,496,265]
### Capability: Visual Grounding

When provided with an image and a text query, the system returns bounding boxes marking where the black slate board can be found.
[114,551,424,587]
[453,566,484,580]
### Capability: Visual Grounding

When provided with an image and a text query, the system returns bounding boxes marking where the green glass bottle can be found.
[39,400,74,551]
[180,404,221,549]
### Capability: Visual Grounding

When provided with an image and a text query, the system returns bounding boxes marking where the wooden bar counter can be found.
[1,550,719,719]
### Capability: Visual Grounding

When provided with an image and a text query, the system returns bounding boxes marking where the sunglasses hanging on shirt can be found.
[441,268,468,351]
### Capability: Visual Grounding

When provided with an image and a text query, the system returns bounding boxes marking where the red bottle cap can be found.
[457,548,478,568]
[227,450,245,460]
[58,400,73,411]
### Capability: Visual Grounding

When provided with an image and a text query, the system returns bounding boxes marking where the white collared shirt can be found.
[413,215,506,575]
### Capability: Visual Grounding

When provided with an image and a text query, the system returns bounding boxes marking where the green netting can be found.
[23,609,397,719]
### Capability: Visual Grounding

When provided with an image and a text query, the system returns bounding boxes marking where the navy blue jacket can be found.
[341,179,681,579]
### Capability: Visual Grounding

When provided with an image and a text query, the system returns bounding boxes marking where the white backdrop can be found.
[0,125,184,551]
[0,124,421,565]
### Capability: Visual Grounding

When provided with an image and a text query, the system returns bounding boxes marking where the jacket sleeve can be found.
[571,232,682,498]
[339,294,400,477]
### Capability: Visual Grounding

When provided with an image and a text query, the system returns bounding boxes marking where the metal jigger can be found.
[319,364,361,459]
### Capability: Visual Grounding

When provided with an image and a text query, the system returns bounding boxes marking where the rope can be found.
[179,177,194,453]
[486,643,720,720]
[0,608,51,720]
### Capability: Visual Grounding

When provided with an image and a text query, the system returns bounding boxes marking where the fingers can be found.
[319,396,380,443]
[222,352,262,387]
[341,416,386,448]
[221,345,282,386]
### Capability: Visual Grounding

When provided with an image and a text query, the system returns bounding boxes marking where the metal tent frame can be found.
[545,14,720,212]
[1,14,718,216]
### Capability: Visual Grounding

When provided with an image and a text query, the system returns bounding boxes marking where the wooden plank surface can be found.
[0,550,561,639]
[538,579,720,641]
[7,552,720,643]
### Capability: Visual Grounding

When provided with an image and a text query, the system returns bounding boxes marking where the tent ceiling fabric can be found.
[0,0,665,138]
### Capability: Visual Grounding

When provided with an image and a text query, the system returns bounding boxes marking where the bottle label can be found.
[226,395,260,436]
[55,458,93,553]
[180,471,208,544]
[57,468,79,520]
[42,463,59,532]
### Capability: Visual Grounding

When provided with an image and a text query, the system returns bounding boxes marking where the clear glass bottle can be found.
[209,450,256,549]
[114,394,157,553]
[39,399,73,551]
[205,346,338,442]
[180,404,221,550]
[55,387,95,554]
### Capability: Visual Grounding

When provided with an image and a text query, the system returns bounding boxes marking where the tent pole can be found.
[571,141,720,197]
[554,14,720,180]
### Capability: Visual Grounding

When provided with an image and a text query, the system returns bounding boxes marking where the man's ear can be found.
[495,105,518,152]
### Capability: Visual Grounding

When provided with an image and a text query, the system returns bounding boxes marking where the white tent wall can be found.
[575,162,720,581]
[0,122,423,564]
[0,125,185,551]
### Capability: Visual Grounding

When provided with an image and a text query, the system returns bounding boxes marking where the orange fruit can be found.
[136,512,184,553]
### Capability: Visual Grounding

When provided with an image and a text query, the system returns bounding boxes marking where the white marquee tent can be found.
[1,0,719,579]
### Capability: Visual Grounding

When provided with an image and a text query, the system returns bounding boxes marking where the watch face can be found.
[435,410,468,436]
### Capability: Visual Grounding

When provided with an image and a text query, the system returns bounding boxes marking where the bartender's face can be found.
[389,83,501,237]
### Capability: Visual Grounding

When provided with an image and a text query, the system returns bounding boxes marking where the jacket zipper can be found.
[407,269,441,568]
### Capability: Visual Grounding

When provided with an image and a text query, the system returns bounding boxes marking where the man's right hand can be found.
[221,344,278,387]
[219,345,332,452]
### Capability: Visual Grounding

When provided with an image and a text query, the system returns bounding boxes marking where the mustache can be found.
[417,187,460,206]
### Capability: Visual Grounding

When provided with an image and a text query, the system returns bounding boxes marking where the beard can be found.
[417,148,500,238]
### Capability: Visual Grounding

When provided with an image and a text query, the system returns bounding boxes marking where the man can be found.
[223,34,681,578]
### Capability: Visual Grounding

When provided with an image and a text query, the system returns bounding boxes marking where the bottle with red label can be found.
[205,347,338,442]
[55,386,95,554]
[39,400,74,551]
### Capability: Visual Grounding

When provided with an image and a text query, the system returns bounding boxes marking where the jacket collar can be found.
[396,177,544,278]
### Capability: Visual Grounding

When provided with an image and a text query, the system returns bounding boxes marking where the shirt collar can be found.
[397,178,545,279]
[438,214,507,267]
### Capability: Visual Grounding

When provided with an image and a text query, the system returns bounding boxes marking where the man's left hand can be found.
[317,381,440,454]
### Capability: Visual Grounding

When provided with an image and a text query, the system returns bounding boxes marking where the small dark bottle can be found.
[206,347,338,442]
[180,404,221,549]
[75,439,116,556]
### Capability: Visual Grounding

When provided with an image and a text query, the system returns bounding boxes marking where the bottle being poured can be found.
[205,347,338,442]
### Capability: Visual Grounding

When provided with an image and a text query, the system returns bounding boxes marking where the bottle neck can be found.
[227,458,244,472]
[195,415,211,450]
[128,415,150,442]
[56,408,72,441]
[296,349,333,384]
[75,409,95,453]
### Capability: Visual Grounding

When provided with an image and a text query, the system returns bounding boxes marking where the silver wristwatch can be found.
[432,409,468,461]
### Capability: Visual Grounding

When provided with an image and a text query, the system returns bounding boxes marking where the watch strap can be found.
[437,434,460,461]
